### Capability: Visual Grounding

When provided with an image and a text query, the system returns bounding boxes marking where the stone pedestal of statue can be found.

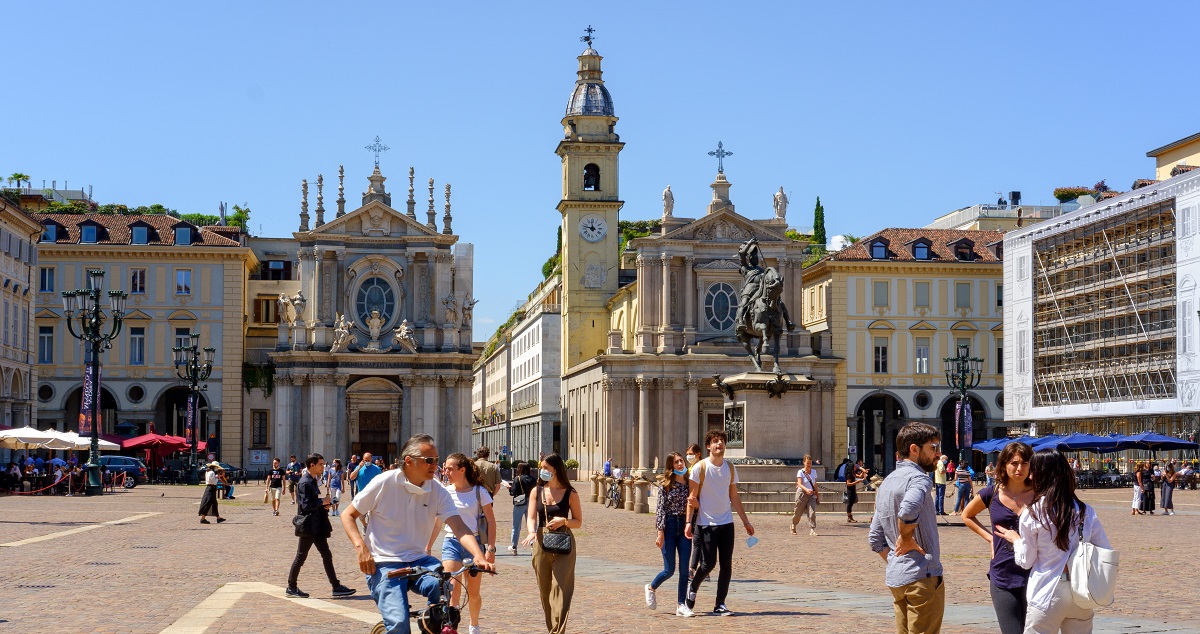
[290,323,309,351]
[442,325,458,352]
[276,322,290,351]
[718,371,817,461]
[310,323,331,349]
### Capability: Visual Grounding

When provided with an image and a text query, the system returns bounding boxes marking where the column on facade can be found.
[659,254,676,353]
[820,380,835,465]
[334,249,347,321]
[634,256,653,352]
[400,374,414,443]
[636,377,651,474]
[683,256,696,346]
[658,378,677,461]
[686,376,700,447]
[308,373,336,459]
[274,374,294,460]
[423,376,440,448]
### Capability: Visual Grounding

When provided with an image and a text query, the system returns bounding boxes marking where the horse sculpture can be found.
[735,265,795,373]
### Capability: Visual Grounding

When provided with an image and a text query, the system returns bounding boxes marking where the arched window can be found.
[582,164,600,191]
[704,282,739,331]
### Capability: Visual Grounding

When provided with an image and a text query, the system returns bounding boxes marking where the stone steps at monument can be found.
[736,481,876,514]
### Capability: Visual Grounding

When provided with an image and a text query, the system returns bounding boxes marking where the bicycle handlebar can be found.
[386,564,497,579]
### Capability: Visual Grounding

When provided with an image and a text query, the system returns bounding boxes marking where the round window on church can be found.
[704,282,739,332]
[355,277,396,327]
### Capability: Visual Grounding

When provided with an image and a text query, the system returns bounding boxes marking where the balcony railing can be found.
[925,204,1063,230]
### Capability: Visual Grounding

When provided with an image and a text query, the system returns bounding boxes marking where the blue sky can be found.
[8,1,1197,332]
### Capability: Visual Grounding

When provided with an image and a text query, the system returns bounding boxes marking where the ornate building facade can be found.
[0,197,42,440]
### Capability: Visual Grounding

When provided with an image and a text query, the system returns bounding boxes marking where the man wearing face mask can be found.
[341,434,496,634]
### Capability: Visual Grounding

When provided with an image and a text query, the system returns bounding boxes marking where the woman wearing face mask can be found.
[685,444,703,474]
[962,442,1034,634]
[644,452,692,614]
[428,453,495,634]
[520,454,583,634]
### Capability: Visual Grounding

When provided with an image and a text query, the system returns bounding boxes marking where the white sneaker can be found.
[644,584,657,609]
[676,604,694,617]
[507,546,517,555]
[468,626,481,634]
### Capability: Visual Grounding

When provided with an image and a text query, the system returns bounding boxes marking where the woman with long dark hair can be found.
[644,451,692,613]
[521,453,582,634]
[507,461,536,554]
[1138,462,1156,514]
[1161,463,1177,516]
[963,442,1034,634]
[995,449,1112,633]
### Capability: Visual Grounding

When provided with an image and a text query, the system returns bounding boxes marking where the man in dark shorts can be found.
[266,458,286,516]
[286,455,303,505]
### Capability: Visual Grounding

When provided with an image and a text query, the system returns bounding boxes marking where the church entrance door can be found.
[357,411,392,465]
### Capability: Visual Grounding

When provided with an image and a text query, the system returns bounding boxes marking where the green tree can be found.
[179,213,220,226]
[131,204,177,215]
[227,204,251,231]
[812,196,826,248]
[542,226,562,278]
[9,173,29,189]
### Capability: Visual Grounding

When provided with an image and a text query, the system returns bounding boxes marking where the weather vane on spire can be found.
[365,135,390,168]
[708,141,733,174]
[581,25,596,47]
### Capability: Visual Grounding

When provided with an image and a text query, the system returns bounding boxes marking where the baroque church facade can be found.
[554,41,841,476]
[253,164,476,466]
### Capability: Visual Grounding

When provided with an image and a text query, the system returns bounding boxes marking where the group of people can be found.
[871,422,1112,634]
[4,455,84,494]
[933,454,976,515]
[1130,460,1181,516]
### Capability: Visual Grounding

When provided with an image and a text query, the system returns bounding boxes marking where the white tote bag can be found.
[1068,508,1119,609]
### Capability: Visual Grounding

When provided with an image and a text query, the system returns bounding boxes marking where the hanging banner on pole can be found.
[956,399,973,449]
[185,393,195,448]
[78,365,101,435]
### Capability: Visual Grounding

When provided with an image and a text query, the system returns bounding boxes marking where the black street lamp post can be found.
[943,343,983,466]
[62,269,127,496]
[173,333,214,483]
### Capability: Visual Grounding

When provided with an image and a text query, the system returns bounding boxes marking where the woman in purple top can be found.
[962,441,1034,634]
[644,451,692,614]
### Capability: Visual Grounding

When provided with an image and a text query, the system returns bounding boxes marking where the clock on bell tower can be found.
[556,29,624,373]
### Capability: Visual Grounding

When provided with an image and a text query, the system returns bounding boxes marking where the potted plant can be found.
[564,458,579,481]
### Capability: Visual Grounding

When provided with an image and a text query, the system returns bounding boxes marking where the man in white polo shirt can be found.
[341,434,495,634]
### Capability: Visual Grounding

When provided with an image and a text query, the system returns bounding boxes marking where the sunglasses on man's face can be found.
[411,456,439,465]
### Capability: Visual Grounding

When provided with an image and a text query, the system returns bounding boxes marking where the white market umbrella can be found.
[0,426,74,450]
[57,430,119,451]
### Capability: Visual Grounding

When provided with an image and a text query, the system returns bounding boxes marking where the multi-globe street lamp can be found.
[943,343,983,466]
[61,269,127,496]
[173,333,214,484]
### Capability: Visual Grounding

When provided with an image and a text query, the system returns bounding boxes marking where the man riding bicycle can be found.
[341,434,496,634]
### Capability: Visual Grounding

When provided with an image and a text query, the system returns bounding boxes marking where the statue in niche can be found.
[773,187,789,220]
[461,294,479,326]
[330,313,356,353]
[662,185,674,217]
[442,292,459,326]
[366,309,385,341]
[277,293,293,324]
[392,319,417,353]
[289,290,307,325]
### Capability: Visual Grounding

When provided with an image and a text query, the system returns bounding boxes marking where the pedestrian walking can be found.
[868,422,944,634]
[198,462,226,525]
[520,453,582,634]
[506,461,535,555]
[431,453,496,634]
[994,449,1112,634]
[286,453,356,599]
[348,453,360,497]
[327,459,345,516]
[1138,462,1156,515]
[350,452,383,492]
[985,461,997,488]
[339,434,494,634]
[962,441,1034,634]
[791,454,820,535]
[933,455,948,515]
[286,455,303,505]
[845,459,867,523]
[682,430,755,618]
[474,446,502,497]
[953,461,973,514]
[1131,461,1144,514]
[265,458,286,516]
[645,451,692,614]
[1161,463,1177,516]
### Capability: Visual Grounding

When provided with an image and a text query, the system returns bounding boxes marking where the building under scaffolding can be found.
[1005,167,1200,442]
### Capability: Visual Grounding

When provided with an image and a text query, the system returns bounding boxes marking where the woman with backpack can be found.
[507,461,536,554]
[430,453,496,634]
[962,441,1034,634]
[994,449,1112,633]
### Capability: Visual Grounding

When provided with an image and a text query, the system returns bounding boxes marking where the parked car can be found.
[97,455,148,488]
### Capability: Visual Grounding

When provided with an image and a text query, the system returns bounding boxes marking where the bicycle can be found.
[369,560,496,634]
[605,477,623,508]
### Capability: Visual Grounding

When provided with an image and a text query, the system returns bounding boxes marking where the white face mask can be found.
[403,477,428,496]
[686,454,697,465]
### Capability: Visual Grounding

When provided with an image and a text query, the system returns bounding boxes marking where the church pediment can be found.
[306,200,440,239]
[658,209,788,243]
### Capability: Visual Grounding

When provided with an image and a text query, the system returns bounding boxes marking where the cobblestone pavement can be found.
[1,483,1197,633]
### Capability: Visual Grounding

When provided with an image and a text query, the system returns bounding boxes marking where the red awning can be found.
[121,433,190,450]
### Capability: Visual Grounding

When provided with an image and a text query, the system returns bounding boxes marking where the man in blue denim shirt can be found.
[868,422,944,634]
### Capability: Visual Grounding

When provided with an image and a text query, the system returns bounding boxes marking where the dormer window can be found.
[870,241,888,260]
[175,226,192,246]
[131,226,149,245]
[40,224,56,242]
[955,244,973,261]
[912,242,931,260]
[80,225,97,244]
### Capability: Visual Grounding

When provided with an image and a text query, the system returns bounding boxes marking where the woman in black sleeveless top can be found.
[520,453,583,634]
[1139,463,1157,514]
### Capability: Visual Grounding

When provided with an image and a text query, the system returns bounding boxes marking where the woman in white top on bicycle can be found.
[428,453,496,634]
[994,449,1112,634]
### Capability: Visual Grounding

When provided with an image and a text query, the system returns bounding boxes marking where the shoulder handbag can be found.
[1069,507,1119,609]
[512,476,528,506]
[474,486,490,546]
[292,512,309,537]
[537,484,573,554]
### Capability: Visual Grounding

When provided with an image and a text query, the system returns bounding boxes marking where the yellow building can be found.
[0,197,43,438]
[1147,131,1200,181]
[802,228,1006,472]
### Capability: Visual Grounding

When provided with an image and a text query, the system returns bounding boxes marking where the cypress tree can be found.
[813,196,826,247]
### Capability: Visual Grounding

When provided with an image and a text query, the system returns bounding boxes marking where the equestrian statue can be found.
[734,238,795,373]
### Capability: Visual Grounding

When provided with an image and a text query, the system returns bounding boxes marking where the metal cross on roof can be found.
[581,25,596,47]
[364,136,390,168]
[708,141,732,174]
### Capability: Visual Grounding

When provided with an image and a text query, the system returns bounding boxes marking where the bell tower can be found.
[557,27,624,372]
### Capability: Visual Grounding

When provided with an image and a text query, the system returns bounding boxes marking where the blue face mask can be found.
[539,469,553,482]
[673,468,687,476]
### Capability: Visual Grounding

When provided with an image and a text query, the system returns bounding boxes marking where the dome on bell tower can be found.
[565,44,614,117]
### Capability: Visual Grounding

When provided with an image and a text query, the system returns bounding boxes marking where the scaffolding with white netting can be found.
[1031,198,1177,407]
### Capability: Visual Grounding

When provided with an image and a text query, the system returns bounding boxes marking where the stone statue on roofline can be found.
[289,290,307,325]
[773,187,788,220]
[663,185,674,217]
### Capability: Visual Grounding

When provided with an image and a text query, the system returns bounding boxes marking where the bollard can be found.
[633,478,651,514]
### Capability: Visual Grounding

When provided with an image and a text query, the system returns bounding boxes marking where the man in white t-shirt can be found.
[341,434,496,634]
[681,430,755,618]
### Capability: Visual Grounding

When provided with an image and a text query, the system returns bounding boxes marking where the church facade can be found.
[256,164,476,467]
